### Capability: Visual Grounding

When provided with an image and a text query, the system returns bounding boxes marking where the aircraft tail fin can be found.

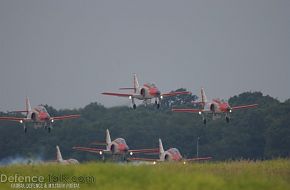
[9,97,31,115]
[200,88,207,108]
[159,138,165,156]
[25,97,32,113]
[56,145,63,162]
[133,73,139,93]
[106,129,111,150]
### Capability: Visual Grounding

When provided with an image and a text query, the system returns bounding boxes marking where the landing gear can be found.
[225,113,230,123]
[131,97,136,110]
[203,118,207,125]
[44,123,48,130]
[48,124,52,133]
[122,154,127,161]
[24,125,27,133]
[156,98,161,109]
[226,116,230,123]
[202,114,207,125]
[102,155,105,162]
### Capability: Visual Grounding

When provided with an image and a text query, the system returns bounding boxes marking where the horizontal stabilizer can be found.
[9,110,29,113]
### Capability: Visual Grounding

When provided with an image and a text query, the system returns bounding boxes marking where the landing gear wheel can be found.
[102,155,105,162]
[48,127,51,133]
[24,127,27,133]
[133,104,137,110]
[157,104,160,109]
[226,117,230,123]
[203,118,207,125]
[155,100,158,105]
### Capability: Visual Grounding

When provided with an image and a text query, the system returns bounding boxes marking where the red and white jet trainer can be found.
[172,88,258,124]
[128,139,212,164]
[73,129,159,159]
[0,97,80,133]
[102,74,191,109]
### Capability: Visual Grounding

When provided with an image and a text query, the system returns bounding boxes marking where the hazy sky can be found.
[0,0,289,111]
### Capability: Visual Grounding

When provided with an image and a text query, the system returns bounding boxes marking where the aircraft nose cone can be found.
[39,113,49,120]
[173,153,182,161]
[119,144,129,152]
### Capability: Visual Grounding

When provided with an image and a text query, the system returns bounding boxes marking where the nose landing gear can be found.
[155,97,161,109]
[131,97,137,110]
[225,116,230,123]
[23,124,27,133]
[203,118,207,125]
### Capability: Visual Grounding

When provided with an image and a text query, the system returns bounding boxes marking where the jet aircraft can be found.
[128,139,212,164]
[73,129,159,160]
[102,74,191,109]
[0,97,80,133]
[172,88,258,124]
[55,145,79,164]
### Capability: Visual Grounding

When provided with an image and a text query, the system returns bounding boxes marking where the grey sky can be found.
[0,0,289,111]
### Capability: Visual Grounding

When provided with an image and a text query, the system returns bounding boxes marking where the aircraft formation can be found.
[0,73,258,164]
[73,129,212,163]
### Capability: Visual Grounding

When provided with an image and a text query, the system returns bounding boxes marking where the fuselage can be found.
[108,138,129,154]
[26,105,51,123]
[204,99,231,114]
[133,83,161,100]
[160,148,183,161]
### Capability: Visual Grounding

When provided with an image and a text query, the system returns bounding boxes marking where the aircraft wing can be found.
[0,117,27,122]
[51,114,80,121]
[72,147,105,154]
[127,157,158,162]
[162,91,191,97]
[171,108,203,113]
[129,148,159,154]
[102,92,133,97]
[184,156,212,162]
[231,104,258,110]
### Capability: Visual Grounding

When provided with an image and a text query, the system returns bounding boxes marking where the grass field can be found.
[1,159,290,190]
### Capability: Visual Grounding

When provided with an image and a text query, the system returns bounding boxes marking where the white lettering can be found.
[1,174,7,182]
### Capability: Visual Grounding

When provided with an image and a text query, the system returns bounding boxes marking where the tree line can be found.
[0,90,289,162]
